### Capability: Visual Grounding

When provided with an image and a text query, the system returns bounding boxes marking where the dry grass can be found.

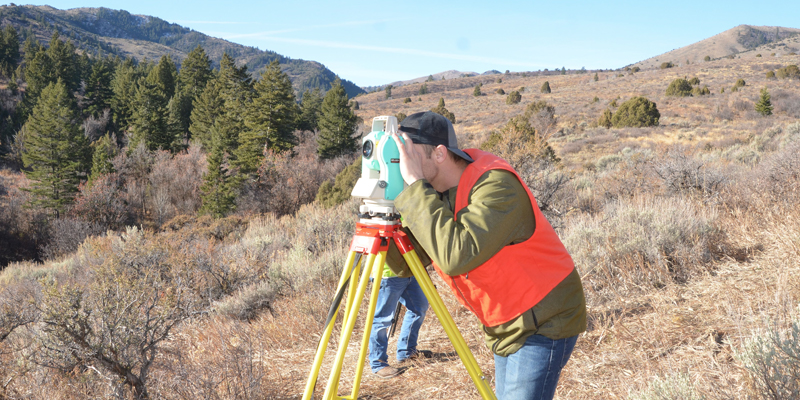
[2,52,800,399]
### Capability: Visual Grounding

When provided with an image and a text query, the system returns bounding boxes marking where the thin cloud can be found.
[237,36,545,69]
[225,19,401,39]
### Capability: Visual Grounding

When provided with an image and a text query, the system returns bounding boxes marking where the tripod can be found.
[301,213,496,400]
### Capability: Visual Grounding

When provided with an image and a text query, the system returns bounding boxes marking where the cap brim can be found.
[448,147,474,163]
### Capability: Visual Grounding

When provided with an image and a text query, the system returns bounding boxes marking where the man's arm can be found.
[394,170,534,276]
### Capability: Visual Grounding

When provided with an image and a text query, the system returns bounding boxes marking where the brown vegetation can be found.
[2,52,800,399]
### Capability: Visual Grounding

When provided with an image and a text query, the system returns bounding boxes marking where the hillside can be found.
[0,4,365,97]
[2,19,800,400]
[633,24,800,70]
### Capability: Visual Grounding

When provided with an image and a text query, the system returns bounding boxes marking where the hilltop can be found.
[0,4,365,97]
[633,24,800,69]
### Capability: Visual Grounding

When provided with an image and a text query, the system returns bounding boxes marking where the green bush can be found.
[315,157,361,208]
[776,64,800,79]
[506,90,521,105]
[431,98,456,123]
[540,81,551,94]
[631,66,640,73]
[691,85,710,96]
[756,53,762,57]
[403,97,411,103]
[733,78,746,89]
[611,96,660,127]
[473,83,482,96]
[666,78,693,97]
[395,112,407,123]
[630,373,706,400]
[688,76,700,85]
[660,61,674,69]
[704,55,711,62]
[419,83,429,95]
[767,70,776,79]
[755,87,773,116]
[593,72,599,81]
[598,108,613,128]
[496,88,505,95]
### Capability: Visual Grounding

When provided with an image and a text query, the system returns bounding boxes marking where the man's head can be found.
[398,112,473,164]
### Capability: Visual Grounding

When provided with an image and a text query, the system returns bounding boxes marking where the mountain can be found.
[0,4,365,98]
[632,24,800,69]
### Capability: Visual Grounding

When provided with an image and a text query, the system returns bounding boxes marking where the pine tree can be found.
[541,81,551,94]
[237,60,298,175]
[88,133,118,185]
[317,79,359,159]
[189,77,223,149]
[129,68,175,151]
[176,46,213,140]
[298,87,323,132]
[46,31,80,94]
[0,25,20,78]
[21,80,90,217]
[385,84,393,99]
[473,83,482,96]
[85,57,115,118]
[199,122,238,217]
[110,60,140,131]
[593,72,599,82]
[152,54,177,100]
[755,87,773,116]
[419,83,429,95]
[431,98,456,124]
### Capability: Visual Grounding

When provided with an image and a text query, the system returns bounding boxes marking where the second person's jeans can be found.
[368,276,428,372]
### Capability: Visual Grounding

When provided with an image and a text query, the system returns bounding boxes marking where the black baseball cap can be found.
[398,111,473,163]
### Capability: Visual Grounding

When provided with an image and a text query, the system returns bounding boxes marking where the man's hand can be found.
[391,130,426,186]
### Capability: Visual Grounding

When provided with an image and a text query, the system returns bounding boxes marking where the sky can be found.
[26,0,800,87]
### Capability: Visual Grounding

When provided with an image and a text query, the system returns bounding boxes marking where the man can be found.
[387,111,586,400]
[367,263,428,379]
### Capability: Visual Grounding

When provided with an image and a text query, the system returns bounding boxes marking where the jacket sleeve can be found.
[394,170,534,276]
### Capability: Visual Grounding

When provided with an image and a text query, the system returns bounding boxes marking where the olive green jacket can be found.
[386,169,586,356]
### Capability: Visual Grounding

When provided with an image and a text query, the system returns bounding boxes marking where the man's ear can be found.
[434,145,448,163]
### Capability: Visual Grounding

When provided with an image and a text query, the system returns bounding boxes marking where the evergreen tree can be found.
[0,25,20,78]
[177,45,213,100]
[755,87,773,116]
[21,80,90,218]
[473,83,482,96]
[385,84,393,99]
[152,54,177,100]
[176,45,212,140]
[88,133,118,185]
[431,98,456,124]
[199,122,238,218]
[85,57,115,117]
[541,81,551,94]
[298,87,323,132]
[189,77,224,149]
[593,72,599,82]
[419,83,429,95]
[167,90,192,144]
[238,60,298,175]
[110,60,140,131]
[317,79,358,159]
[598,108,613,128]
[129,68,175,151]
[46,31,80,94]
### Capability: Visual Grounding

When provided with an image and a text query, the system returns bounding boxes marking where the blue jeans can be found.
[494,334,578,400]
[368,276,428,372]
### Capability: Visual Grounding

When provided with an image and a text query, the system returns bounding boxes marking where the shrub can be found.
[692,85,711,96]
[704,55,711,61]
[593,72,599,81]
[736,312,800,399]
[418,83,428,95]
[315,157,361,208]
[496,88,505,95]
[733,78,746,89]
[630,373,706,400]
[688,76,700,85]
[776,64,800,79]
[540,81,551,94]
[431,98,456,123]
[631,66,640,73]
[351,100,359,110]
[666,78,693,97]
[652,147,727,198]
[611,97,660,127]
[563,196,720,296]
[395,112,407,123]
[506,90,521,104]
[598,109,613,128]
[403,97,411,103]
[660,61,674,69]
[473,83,482,96]
[767,70,776,79]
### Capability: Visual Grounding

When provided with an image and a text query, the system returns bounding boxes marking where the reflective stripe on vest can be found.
[432,149,575,327]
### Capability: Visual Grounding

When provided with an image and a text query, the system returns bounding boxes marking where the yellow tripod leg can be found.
[348,250,387,399]
[402,250,497,400]
[302,250,358,400]
[322,252,380,400]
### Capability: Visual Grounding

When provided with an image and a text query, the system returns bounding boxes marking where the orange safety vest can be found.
[432,149,575,327]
